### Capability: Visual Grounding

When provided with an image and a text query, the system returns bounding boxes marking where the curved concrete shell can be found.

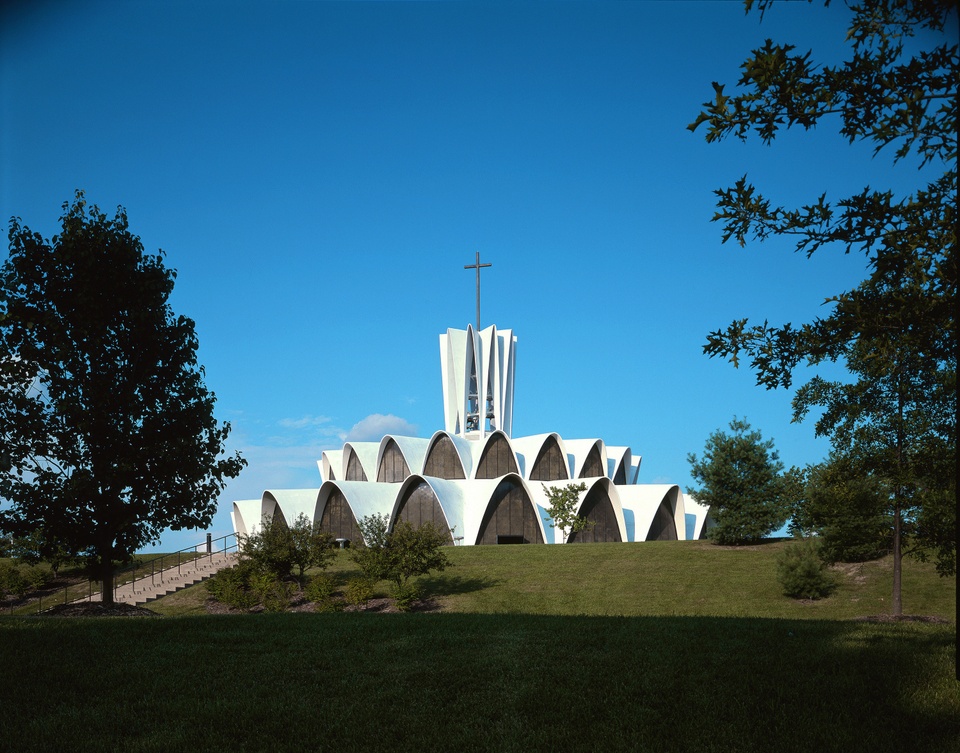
[232,427,708,546]
[229,321,710,547]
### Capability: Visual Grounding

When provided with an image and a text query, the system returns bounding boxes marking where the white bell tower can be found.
[440,324,516,440]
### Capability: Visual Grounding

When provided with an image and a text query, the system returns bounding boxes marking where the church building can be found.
[230,257,710,545]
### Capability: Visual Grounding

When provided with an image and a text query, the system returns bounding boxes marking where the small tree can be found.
[351,515,450,610]
[240,512,334,584]
[542,482,589,543]
[288,513,335,584]
[240,515,295,579]
[351,513,391,584]
[688,417,794,545]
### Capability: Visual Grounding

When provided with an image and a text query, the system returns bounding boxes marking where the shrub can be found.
[305,572,336,602]
[0,561,29,599]
[305,573,343,612]
[776,538,839,600]
[23,565,51,591]
[241,513,336,584]
[344,576,376,609]
[205,561,258,610]
[392,581,422,612]
[261,579,294,613]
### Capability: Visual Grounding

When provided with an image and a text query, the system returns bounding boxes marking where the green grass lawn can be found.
[1,541,956,753]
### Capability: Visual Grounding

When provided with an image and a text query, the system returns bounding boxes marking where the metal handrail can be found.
[7,532,241,615]
[115,532,240,602]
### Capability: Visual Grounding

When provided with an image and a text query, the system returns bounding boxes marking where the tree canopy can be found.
[689,0,956,610]
[688,417,794,545]
[0,192,245,602]
[542,482,589,544]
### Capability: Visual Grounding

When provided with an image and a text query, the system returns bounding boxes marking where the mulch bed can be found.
[38,602,159,617]
[202,595,443,615]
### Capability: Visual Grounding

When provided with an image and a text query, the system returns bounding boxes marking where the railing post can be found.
[206,533,212,554]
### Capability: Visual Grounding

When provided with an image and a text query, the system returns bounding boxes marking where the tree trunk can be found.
[99,548,115,606]
[892,377,904,617]
[892,497,902,616]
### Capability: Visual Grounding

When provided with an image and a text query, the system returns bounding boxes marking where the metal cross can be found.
[464,251,492,331]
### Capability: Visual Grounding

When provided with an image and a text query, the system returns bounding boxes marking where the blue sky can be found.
[1,1,942,552]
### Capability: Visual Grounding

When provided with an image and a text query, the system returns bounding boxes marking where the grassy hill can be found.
[0,540,956,753]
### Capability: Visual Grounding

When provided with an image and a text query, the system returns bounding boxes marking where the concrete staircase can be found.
[82,551,239,606]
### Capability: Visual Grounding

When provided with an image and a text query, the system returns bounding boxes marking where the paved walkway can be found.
[82,551,238,606]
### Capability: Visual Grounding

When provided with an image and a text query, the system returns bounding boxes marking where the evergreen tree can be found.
[688,418,793,545]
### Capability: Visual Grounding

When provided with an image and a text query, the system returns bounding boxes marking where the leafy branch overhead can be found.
[689,0,956,603]
[689,0,956,393]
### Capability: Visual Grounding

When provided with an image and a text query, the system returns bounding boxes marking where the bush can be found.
[23,565,51,591]
[261,579,294,613]
[344,576,377,609]
[392,581,422,612]
[305,573,343,612]
[241,513,336,583]
[305,572,336,602]
[0,561,29,599]
[205,561,258,610]
[776,538,839,600]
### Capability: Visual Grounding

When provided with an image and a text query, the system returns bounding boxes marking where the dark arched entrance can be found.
[475,478,544,545]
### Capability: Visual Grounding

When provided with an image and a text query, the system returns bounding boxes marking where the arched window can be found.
[529,436,568,481]
[377,439,411,482]
[578,444,604,479]
[318,490,362,544]
[394,481,454,544]
[475,433,519,479]
[645,498,678,541]
[567,485,622,543]
[345,448,368,481]
[422,435,466,479]
[475,479,543,545]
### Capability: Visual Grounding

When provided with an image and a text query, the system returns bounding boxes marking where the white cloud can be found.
[345,413,418,442]
[277,415,334,430]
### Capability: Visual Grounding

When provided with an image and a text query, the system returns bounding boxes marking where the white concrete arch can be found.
[470,429,521,480]
[375,434,430,481]
[456,474,541,546]
[231,499,261,536]
[564,438,607,480]
[342,442,379,481]
[605,446,632,483]
[684,493,712,540]
[618,484,683,542]
[313,480,397,529]
[320,449,343,482]
[532,477,627,544]
[262,489,319,529]
[509,433,565,480]
[423,430,472,479]
[390,474,466,542]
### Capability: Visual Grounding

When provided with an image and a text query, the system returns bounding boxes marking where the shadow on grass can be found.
[0,612,955,753]
[417,573,502,597]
